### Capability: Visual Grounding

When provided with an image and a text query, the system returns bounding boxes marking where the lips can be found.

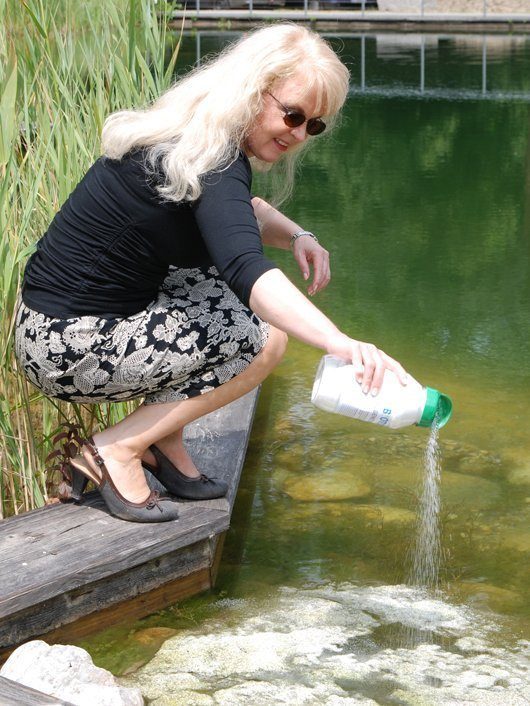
[274,138,289,151]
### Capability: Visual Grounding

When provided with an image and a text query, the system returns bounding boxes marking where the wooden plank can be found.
[0,501,228,618]
[0,537,214,650]
[0,389,259,651]
[0,538,226,662]
[40,536,226,649]
[0,676,75,705]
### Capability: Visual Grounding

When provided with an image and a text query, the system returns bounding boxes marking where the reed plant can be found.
[0,0,181,516]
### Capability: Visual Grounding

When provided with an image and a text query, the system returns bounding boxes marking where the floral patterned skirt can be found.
[14,266,269,405]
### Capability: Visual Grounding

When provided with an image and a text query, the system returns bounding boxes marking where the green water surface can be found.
[81,32,530,674]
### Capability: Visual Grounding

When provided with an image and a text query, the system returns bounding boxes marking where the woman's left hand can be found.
[292,236,331,296]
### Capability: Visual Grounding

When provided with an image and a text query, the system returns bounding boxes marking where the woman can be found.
[15,24,407,523]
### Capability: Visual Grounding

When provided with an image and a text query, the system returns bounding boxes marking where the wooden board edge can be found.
[0,532,228,664]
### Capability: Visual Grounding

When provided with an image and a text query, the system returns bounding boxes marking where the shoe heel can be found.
[83,436,180,523]
[69,466,89,503]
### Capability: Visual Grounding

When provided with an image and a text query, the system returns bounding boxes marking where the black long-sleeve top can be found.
[21,149,276,318]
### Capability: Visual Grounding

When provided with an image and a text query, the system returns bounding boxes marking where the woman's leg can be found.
[82,326,288,502]
[142,427,197,476]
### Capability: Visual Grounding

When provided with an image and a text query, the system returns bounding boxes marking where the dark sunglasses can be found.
[266,92,326,137]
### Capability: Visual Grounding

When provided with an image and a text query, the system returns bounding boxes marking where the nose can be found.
[290,123,308,143]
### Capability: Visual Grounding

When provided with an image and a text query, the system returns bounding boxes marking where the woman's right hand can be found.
[327,334,408,397]
[249,270,409,396]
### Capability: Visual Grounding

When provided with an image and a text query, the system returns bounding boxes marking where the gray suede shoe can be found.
[143,444,228,500]
[68,436,180,523]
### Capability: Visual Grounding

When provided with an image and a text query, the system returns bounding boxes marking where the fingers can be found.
[293,242,330,295]
[350,342,408,395]
[380,351,409,386]
[354,342,385,395]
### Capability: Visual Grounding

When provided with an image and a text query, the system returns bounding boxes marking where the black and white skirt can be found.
[15,266,269,405]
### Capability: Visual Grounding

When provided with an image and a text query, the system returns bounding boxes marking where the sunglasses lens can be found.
[283,111,306,129]
[306,119,326,136]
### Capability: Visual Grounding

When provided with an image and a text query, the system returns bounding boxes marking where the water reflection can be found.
[180,31,530,100]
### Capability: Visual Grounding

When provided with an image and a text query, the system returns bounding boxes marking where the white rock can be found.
[329,584,472,632]
[459,670,497,689]
[213,680,373,705]
[151,692,214,706]
[0,640,144,706]
[121,583,530,706]
[455,637,494,654]
[129,672,205,702]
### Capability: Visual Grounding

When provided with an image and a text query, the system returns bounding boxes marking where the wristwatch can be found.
[290,230,319,248]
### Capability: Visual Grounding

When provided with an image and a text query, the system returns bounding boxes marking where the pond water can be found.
[81,32,530,703]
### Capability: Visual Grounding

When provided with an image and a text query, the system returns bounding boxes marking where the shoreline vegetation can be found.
[0,0,180,517]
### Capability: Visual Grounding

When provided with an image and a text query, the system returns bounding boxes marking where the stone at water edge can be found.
[121,583,530,706]
[0,640,144,706]
[131,627,178,646]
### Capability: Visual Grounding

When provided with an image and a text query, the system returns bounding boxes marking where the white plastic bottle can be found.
[311,355,452,429]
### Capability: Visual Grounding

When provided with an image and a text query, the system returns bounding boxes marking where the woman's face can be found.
[244,76,322,163]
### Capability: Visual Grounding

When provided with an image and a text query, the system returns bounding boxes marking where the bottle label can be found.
[379,408,392,426]
[336,400,393,426]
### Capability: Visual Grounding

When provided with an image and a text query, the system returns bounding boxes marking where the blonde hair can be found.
[102,24,350,204]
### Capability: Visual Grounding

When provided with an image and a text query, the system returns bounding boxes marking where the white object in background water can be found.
[311,355,452,429]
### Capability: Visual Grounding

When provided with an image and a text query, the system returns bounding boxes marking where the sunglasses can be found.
[266,92,326,137]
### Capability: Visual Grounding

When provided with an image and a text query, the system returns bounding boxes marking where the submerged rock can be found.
[375,466,501,511]
[498,530,530,554]
[453,582,525,613]
[350,504,417,527]
[507,465,530,487]
[455,449,502,478]
[0,640,144,706]
[132,627,177,646]
[283,471,371,502]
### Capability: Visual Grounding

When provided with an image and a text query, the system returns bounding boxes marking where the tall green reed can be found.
[0,0,181,516]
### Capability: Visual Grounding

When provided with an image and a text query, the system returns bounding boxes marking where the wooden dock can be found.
[0,388,259,656]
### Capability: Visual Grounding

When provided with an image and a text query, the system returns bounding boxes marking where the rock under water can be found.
[122,584,530,706]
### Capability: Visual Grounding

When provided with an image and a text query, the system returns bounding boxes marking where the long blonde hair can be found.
[102,24,350,204]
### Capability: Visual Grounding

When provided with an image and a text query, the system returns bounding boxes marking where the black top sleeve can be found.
[191,153,276,307]
[21,150,277,317]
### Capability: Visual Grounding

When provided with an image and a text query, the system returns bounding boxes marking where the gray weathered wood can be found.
[0,676,75,705]
[0,388,259,650]
[0,537,215,647]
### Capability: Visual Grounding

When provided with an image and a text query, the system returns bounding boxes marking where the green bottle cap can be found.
[418,387,453,428]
